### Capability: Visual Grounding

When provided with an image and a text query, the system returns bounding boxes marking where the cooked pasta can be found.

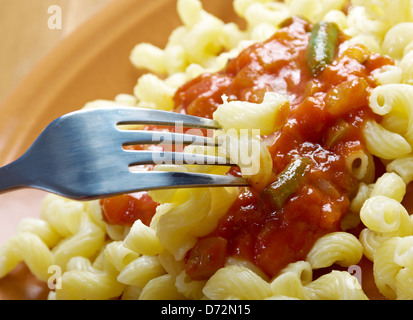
[360,196,412,236]
[139,274,186,300]
[387,156,413,184]
[213,91,289,135]
[123,219,164,256]
[344,148,375,183]
[269,261,312,299]
[306,232,363,269]
[368,84,413,145]
[304,271,368,300]
[2,0,413,301]
[202,265,272,300]
[362,120,412,159]
[0,232,53,282]
[51,210,106,273]
[370,172,406,202]
[53,257,124,300]
[117,255,166,288]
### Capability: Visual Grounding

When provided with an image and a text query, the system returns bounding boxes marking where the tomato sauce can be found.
[100,192,158,227]
[180,17,393,280]
[101,17,394,283]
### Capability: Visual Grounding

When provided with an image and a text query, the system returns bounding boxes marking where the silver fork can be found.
[0,107,248,200]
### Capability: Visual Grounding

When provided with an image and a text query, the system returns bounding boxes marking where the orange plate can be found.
[0,0,238,299]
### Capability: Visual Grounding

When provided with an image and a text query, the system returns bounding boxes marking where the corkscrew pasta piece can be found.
[370,172,406,202]
[139,274,186,300]
[51,211,106,272]
[368,84,413,146]
[40,194,84,237]
[16,217,61,248]
[123,219,164,256]
[360,196,412,236]
[117,255,166,288]
[306,232,363,269]
[0,232,53,282]
[269,261,313,299]
[304,271,368,300]
[213,91,290,135]
[53,257,124,300]
[202,265,273,300]
[175,270,206,300]
[387,156,413,184]
[362,120,411,159]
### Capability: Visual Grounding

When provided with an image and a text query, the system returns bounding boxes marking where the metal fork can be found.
[0,107,248,200]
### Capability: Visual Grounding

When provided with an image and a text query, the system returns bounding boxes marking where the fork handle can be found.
[0,157,33,193]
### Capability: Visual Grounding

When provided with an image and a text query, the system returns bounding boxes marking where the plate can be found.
[0,0,238,299]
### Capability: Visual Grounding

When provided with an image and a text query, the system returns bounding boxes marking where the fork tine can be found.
[116,171,249,195]
[118,130,219,147]
[123,150,234,166]
[109,107,221,129]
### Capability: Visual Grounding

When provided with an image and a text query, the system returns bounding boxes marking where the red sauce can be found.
[100,192,158,227]
[102,17,394,283]
[178,17,393,280]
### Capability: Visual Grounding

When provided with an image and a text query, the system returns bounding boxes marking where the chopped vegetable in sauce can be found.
[307,21,340,76]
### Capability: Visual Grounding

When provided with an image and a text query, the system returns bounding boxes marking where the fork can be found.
[0,107,248,200]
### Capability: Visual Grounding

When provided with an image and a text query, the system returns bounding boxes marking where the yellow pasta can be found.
[16,218,61,248]
[241,1,291,30]
[358,227,390,261]
[373,237,402,299]
[382,22,413,60]
[270,270,308,299]
[370,172,406,202]
[0,232,53,282]
[213,92,289,135]
[387,156,413,184]
[344,148,375,183]
[202,265,272,300]
[368,84,413,145]
[362,119,412,159]
[151,188,212,260]
[400,51,413,85]
[139,274,186,300]
[117,255,166,288]
[121,285,142,300]
[175,270,206,299]
[40,194,84,237]
[123,219,164,256]
[360,196,412,235]
[157,250,186,277]
[306,232,363,269]
[133,73,177,111]
[54,257,124,300]
[304,271,368,300]
[215,129,273,189]
[102,241,139,273]
[269,261,312,299]
[349,182,374,213]
[393,236,413,268]
[373,236,413,299]
[395,266,413,300]
[372,65,403,85]
[51,211,106,272]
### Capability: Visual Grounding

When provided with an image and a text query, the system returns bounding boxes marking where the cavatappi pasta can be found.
[2,0,413,300]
